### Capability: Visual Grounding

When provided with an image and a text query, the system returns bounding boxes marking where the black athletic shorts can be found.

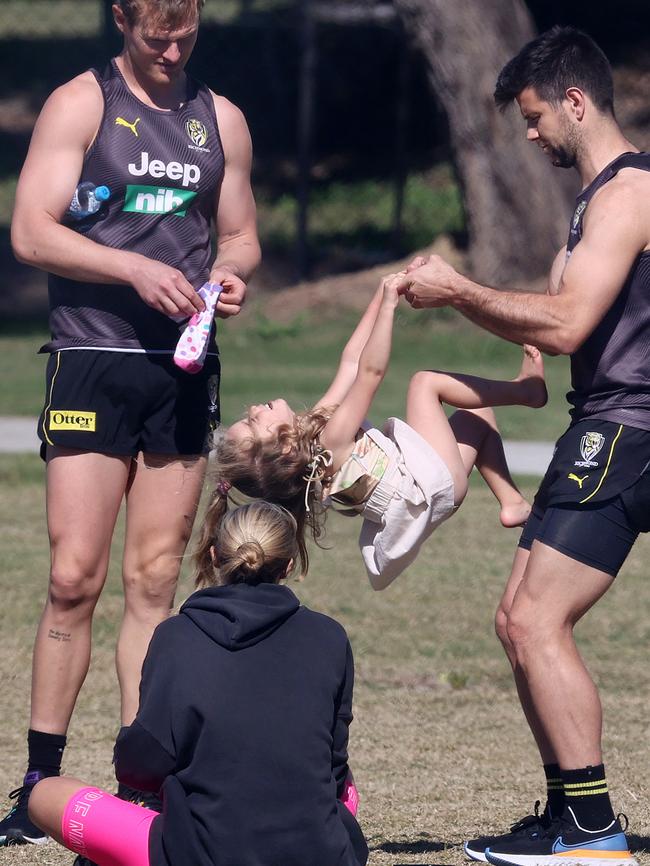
[38,350,220,458]
[518,418,650,576]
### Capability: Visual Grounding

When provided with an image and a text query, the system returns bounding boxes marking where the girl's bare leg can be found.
[450,407,530,527]
[407,373,471,507]
[426,344,547,411]
[406,345,544,516]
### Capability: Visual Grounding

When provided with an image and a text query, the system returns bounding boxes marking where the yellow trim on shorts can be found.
[580,424,623,504]
[42,352,61,446]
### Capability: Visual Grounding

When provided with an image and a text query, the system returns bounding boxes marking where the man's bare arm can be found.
[11,75,203,318]
[395,180,648,355]
[209,96,261,318]
[547,245,566,296]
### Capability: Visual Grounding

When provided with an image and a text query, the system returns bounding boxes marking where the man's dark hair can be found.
[494,26,614,115]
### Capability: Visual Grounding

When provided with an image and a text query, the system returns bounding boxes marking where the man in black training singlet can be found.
[3,0,260,851]
[396,26,650,866]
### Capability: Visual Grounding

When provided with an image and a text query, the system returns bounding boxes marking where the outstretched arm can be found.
[393,178,649,355]
[315,281,388,410]
[319,276,400,466]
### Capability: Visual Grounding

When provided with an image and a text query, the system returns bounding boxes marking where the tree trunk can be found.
[393,0,575,285]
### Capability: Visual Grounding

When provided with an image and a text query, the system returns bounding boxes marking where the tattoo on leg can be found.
[48,628,72,643]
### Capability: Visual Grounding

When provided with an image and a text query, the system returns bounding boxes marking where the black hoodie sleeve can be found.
[332,639,354,797]
[114,722,176,793]
[113,621,178,792]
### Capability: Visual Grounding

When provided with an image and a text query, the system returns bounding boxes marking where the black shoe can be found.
[465,802,551,862]
[117,783,162,812]
[485,809,638,866]
[0,771,50,846]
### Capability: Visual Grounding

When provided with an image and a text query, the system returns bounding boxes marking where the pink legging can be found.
[61,780,360,866]
[62,787,157,866]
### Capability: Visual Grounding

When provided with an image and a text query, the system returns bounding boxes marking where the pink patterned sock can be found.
[173,282,222,373]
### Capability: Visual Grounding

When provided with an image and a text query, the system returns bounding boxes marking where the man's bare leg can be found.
[117,453,207,726]
[496,545,558,764]
[506,541,613,768]
[31,449,131,734]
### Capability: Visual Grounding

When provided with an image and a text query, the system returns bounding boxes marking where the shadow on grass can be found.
[628,834,650,853]
[374,838,458,855]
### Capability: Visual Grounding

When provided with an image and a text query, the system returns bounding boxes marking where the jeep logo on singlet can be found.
[128,151,201,187]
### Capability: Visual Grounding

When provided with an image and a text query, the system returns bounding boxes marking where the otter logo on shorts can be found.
[186,119,208,148]
[575,431,604,468]
[49,410,96,432]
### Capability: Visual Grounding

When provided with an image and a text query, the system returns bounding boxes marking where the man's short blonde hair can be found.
[116,0,205,29]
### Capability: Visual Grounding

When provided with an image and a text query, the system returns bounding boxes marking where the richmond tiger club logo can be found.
[186,119,210,152]
[574,431,605,468]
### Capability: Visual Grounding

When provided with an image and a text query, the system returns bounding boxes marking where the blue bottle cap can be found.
[95,185,111,201]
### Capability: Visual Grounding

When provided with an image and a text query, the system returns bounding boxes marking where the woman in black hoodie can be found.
[28,501,367,866]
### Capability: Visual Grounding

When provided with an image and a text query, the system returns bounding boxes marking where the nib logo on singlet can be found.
[124,151,199,217]
[124,185,196,217]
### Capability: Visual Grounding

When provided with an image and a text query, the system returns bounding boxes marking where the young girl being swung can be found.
[214,274,547,589]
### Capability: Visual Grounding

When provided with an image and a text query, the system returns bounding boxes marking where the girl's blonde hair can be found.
[194,501,298,588]
[197,406,333,578]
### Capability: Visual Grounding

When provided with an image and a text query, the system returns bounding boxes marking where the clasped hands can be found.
[390,253,461,309]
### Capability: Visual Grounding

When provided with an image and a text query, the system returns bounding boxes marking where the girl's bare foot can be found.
[514,345,548,408]
[500,498,531,528]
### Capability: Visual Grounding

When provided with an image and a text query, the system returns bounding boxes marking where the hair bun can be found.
[236,540,265,572]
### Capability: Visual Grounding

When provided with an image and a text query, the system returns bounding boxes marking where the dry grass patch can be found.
[1,464,649,865]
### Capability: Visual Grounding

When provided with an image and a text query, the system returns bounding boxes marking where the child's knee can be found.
[407,370,441,405]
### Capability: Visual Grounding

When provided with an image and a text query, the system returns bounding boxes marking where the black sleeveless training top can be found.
[566,152,650,430]
[44,60,225,353]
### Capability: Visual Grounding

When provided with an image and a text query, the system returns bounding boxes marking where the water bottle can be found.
[67,181,110,220]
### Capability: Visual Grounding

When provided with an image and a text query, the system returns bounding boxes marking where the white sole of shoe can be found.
[1,833,50,847]
[464,842,489,862]
[486,851,638,866]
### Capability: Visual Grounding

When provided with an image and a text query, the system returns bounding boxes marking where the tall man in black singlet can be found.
[2,0,260,849]
[395,26,650,866]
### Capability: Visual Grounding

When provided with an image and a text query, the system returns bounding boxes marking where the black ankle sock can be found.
[27,729,67,779]
[543,762,564,819]
[561,764,616,830]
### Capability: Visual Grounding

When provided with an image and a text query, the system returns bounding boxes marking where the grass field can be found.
[0,0,285,38]
[1,456,650,866]
[2,296,646,866]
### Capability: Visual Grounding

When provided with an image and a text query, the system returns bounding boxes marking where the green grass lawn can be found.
[0,0,287,38]
[1,457,649,866]
[0,305,571,440]
[256,168,464,262]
